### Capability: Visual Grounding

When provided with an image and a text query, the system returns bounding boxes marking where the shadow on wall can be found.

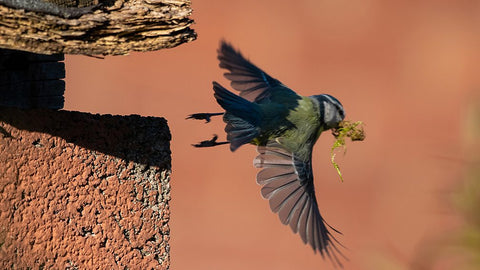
[0,107,171,167]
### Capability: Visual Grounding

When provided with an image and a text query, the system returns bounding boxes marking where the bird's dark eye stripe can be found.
[335,105,344,116]
[330,103,343,114]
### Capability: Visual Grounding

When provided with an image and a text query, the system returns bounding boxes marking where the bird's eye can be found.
[335,105,344,118]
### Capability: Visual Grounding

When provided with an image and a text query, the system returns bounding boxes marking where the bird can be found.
[198,41,347,266]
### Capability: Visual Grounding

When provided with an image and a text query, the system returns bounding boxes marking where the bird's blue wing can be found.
[253,140,346,267]
[218,41,298,104]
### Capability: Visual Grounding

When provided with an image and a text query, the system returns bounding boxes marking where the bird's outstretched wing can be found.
[254,140,346,267]
[218,41,296,103]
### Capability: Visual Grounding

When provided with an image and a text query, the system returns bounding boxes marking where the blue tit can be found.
[209,41,346,265]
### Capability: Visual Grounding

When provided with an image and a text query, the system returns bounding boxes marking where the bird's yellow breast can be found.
[277,96,323,160]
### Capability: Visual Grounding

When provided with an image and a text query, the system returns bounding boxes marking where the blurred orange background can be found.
[64,1,479,269]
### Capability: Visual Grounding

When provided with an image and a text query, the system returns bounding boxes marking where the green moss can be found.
[330,120,365,182]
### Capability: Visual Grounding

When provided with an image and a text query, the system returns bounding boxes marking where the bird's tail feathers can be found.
[213,82,261,151]
[224,114,259,151]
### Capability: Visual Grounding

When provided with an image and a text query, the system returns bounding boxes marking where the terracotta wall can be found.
[66,1,479,269]
[1,0,479,269]
[0,108,171,269]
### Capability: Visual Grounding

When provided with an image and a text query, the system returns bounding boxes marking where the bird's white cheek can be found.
[323,101,334,125]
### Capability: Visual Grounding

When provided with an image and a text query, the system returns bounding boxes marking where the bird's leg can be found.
[192,134,229,148]
[186,112,224,123]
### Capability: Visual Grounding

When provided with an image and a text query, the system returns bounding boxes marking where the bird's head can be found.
[311,94,345,129]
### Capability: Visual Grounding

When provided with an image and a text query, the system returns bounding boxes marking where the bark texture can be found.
[0,0,196,55]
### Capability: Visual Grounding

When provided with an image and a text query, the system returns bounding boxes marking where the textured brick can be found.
[0,107,171,269]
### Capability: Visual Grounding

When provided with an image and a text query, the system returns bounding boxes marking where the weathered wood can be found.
[0,0,196,55]
[0,49,65,109]
[0,0,101,18]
